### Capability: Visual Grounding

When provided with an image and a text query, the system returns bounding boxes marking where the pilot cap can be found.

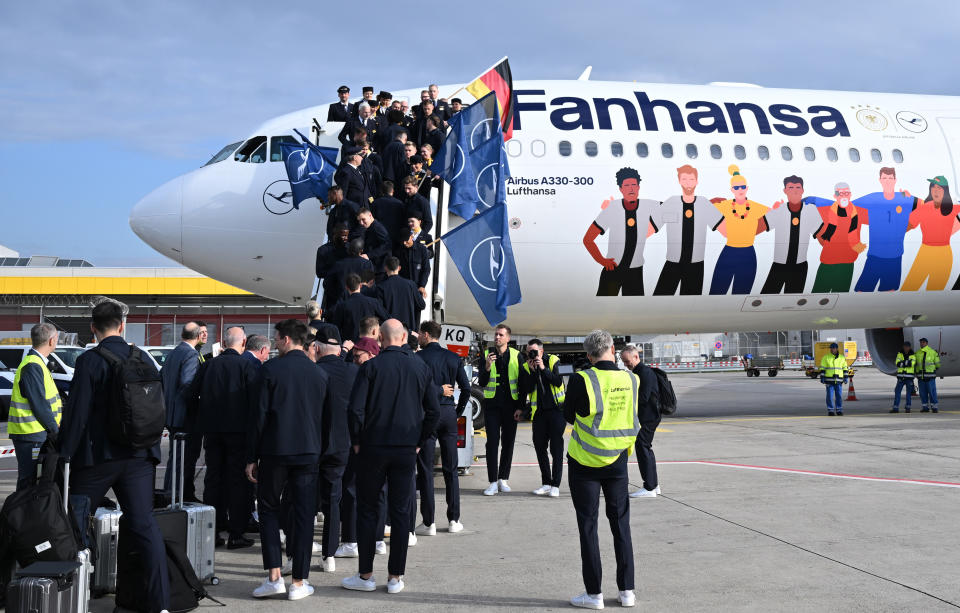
[337,85,350,93]
[343,146,362,157]
[451,97,462,104]
[378,90,392,99]
[362,86,374,94]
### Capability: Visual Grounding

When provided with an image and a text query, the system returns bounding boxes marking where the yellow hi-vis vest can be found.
[916,345,940,378]
[895,352,915,378]
[568,367,640,468]
[820,353,847,383]
[9,353,62,436]
[522,354,565,418]
[483,347,520,401]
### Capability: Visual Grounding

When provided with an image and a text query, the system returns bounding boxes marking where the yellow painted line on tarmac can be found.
[656,427,673,433]
[669,411,959,425]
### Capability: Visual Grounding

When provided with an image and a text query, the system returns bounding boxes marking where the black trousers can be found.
[71,458,170,611]
[416,406,460,525]
[202,432,249,536]
[357,446,417,576]
[761,261,808,294]
[568,453,634,595]
[340,449,387,543]
[483,402,519,482]
[257,458,319,581]
[635,419,660,491]
[532,409,566,487]
[597,266,644,296]
[163,428,203,500]
[317,452,347,558]
[654,261,704,296]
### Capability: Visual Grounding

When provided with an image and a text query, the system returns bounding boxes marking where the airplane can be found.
[129,76,960,378]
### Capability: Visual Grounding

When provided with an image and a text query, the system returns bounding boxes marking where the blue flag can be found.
[440,202,521,325]
[279,133,339,208]
[433,93,510,218]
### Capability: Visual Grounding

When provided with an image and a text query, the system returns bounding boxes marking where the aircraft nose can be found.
[130,176,183,263]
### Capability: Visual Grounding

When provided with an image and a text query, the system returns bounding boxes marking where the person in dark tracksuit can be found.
[477,324,524,496]
[376,256,426,333]
[329,273,387,343]
[246,319,328,601]
[195,325,257,549]
[620,344,661,498]
[413,320,470,535]
[58,300,170,612]
[520,339,566,497]
[342,320,440,595]
[311,333,358,573]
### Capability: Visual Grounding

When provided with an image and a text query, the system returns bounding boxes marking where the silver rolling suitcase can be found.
[168,433,219,585]
[8,561,86,613]
[89,506,122,595]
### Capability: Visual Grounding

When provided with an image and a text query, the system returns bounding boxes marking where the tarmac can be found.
[2,368,958,612]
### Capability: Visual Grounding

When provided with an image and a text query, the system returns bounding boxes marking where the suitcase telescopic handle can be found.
[63,458,70,514]
[170,432,187,509]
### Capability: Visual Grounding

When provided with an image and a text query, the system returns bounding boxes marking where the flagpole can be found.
[444,55,508,100]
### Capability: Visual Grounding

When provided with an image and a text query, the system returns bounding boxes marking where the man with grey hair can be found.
[8,322,61,490]
[809,181,866,293]
[161,321,204,501]
[196,325,257,549]
[564,330,639,609]
[244,334,270,366]
[619,344,661,498]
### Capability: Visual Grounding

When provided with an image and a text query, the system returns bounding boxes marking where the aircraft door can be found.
[936,118,960,189]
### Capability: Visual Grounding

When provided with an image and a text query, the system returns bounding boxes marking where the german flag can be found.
[465,57,514,140]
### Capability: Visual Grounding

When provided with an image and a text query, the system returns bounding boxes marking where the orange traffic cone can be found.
[846,377,858,401]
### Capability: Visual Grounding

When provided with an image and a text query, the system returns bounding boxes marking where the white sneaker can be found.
[321,556,335,572]
[287,580,314,601]
[408,532,418,547]
[630,488,657,498]
[498,479,512,493]
[532,485,551,496]
[342,573,376,592]
[618,590,635,607]
[387,577,405,594]
[252,577,286,598]
[311,541,322,554]
[415,523,436,536]
[375,540,387,555]
[278,530,286,545]
[483,482,499,496]
[335,542,358,558]
[281,558,293,575]
[383,524,391,537]
[448,520,464,533]
[571,592,604,609]
[549,487,560,497]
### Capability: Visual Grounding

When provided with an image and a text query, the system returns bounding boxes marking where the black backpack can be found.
[648,366,677,415]
[94,345,166,449]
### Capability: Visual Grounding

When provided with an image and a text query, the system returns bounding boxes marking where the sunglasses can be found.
[732,185,747,190]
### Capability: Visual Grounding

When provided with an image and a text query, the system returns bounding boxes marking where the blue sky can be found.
[1,1,957,266]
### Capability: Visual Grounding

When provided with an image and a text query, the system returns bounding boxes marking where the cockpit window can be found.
[204,141,242,166]
[270,135,300,162]
[235,136,268,163]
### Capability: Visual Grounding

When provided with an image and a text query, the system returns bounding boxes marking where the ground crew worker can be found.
[563,330,638,609]
[820,343,847,416]
[916,337,940,413]
[477,324,524,496]
[9,323,61,491]
[519,338,566,497]
[619,344,661,498]
[890,342,915,413]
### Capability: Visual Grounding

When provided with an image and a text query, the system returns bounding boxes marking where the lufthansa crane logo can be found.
[263,179,295,215]
[469,236,505,292]
[896,111,927,133]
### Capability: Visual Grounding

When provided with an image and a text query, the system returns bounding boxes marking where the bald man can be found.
[343,320,440,595]
[162,321,204,501]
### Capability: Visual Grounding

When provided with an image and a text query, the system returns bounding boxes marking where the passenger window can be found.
[781,146,793,161]
[870,148,882,163]
[892,149,904,163]
[558,141,572,156]
[506,139,522,157]
[611,142,624,157]
[531,140,546,157]
[685,144,698,159]
[804,147,815,161]
[734,145,746,160]
[710,144,722,159]
[204,141,242,166]
[585,141,598,157]
[235,136,268,163]
[757,145,769,160]
[849,148,860,162]
[270,135,299,162]
[636,142,649,158]
[661,143,673,158]
[826,147,838,162]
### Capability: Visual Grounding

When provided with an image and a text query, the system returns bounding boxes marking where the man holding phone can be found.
[520,339,566,497]
[477,324,523,496]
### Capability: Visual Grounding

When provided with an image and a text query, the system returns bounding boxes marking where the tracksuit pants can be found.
[532,409,566,487]
[918,378,939,409]
[855,255,902,292]
[257,458,319,581]
[317,453,347,559]
[635,419,660,491]
[416,406,460,525]
[357,446,417,576]
[568,452,634,595]
[484,402,518,483]
[653,261,704,296]
[597,266,644,296]
[202,432,249,537]
[761,261,808,294]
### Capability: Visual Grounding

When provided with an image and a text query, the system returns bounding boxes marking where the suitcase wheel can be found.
[211,576,220,585]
